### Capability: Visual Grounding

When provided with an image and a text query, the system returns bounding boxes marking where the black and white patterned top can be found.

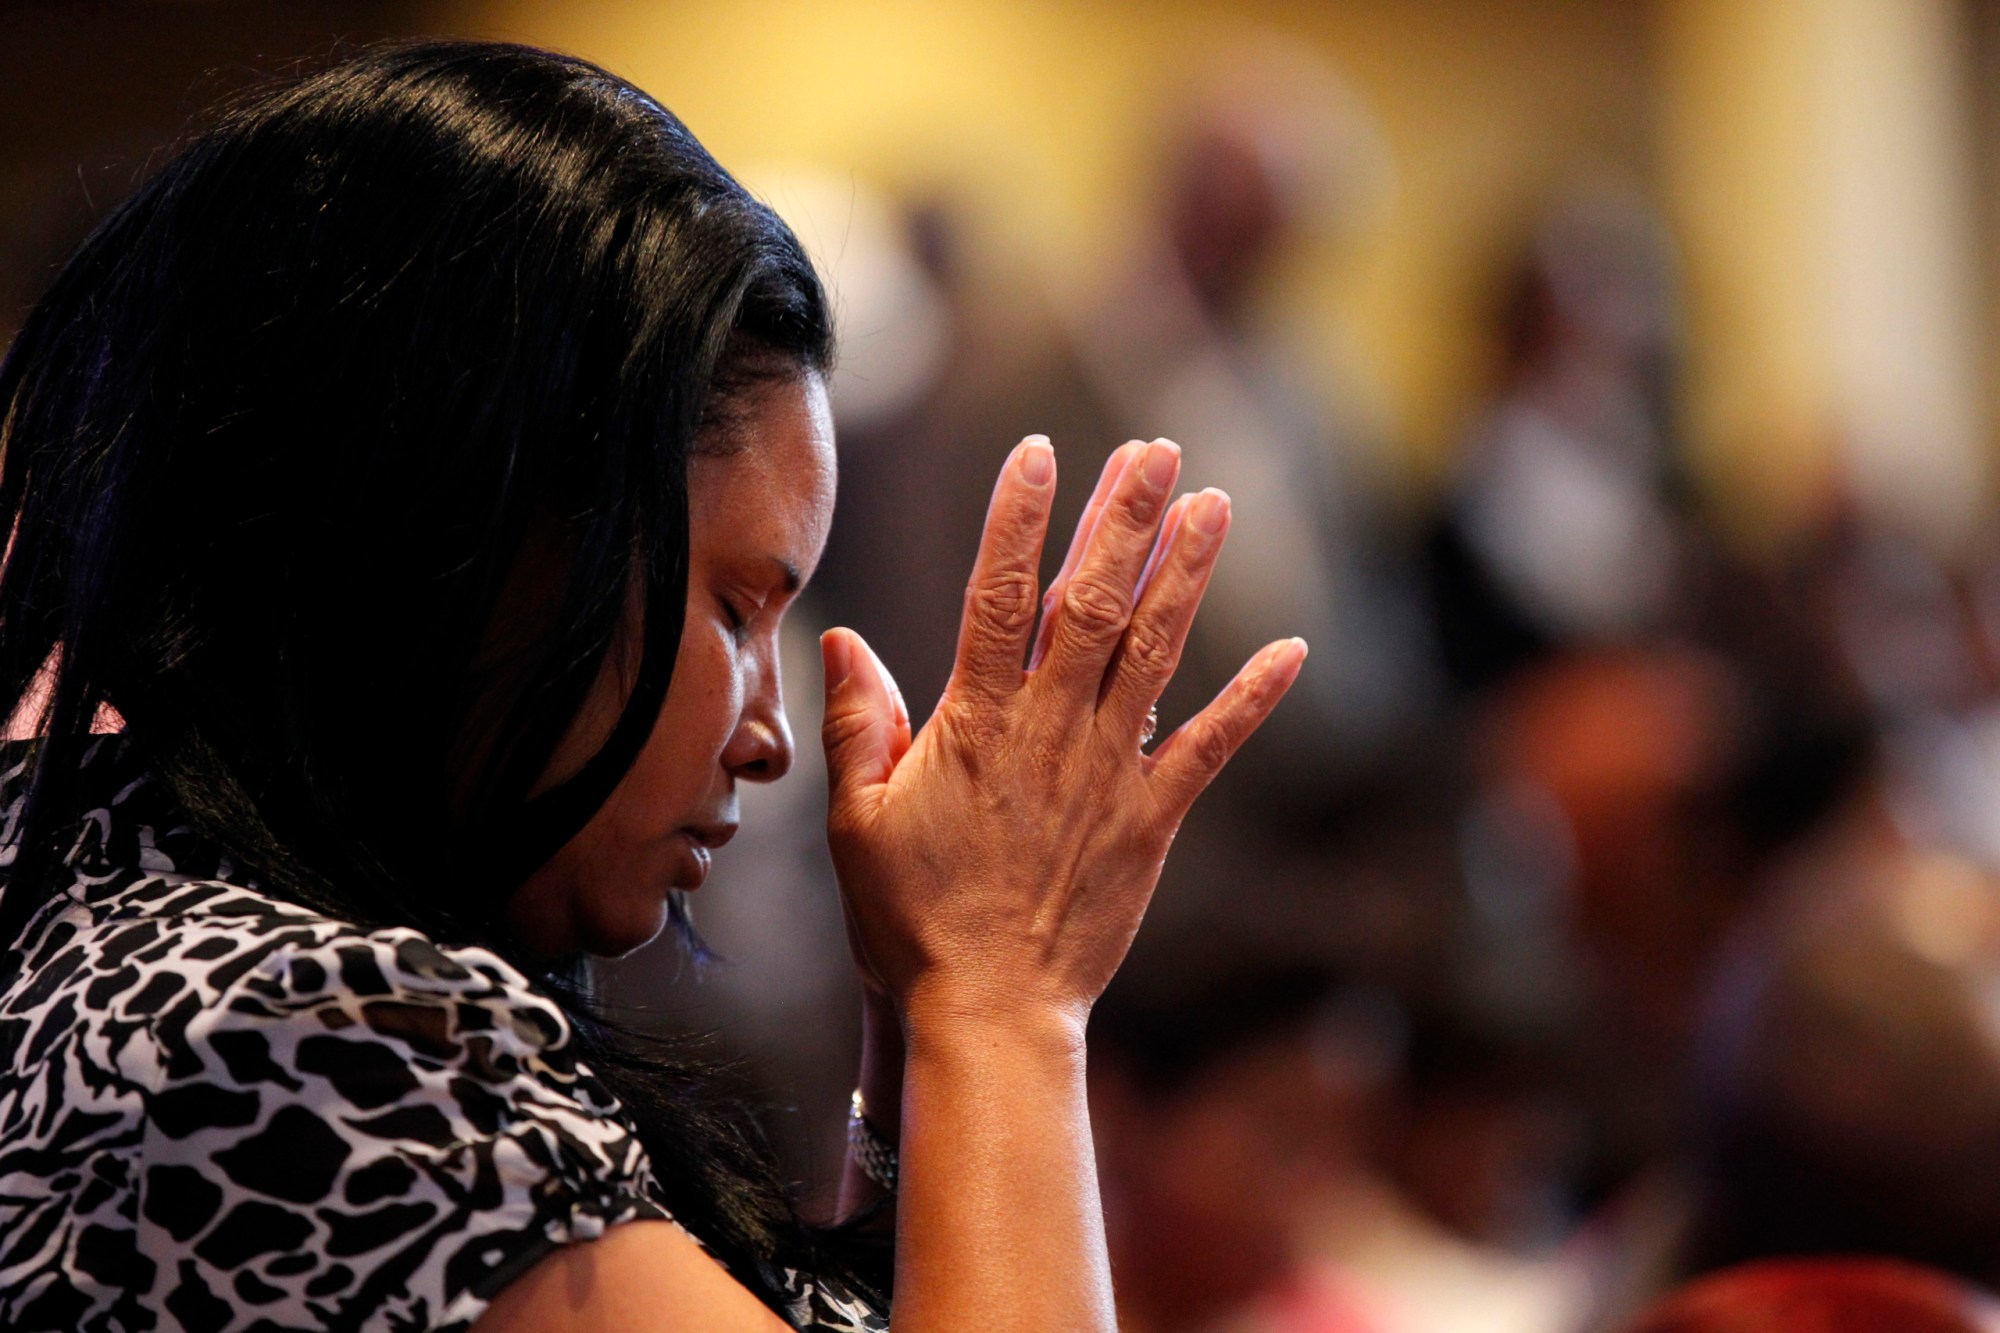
[0,737,887,1332]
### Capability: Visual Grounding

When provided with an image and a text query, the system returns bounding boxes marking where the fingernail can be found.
[1103,442,1140,483]
[822,631,853,690]
[1269,637,1308,677]
[1141,439,1180,491]
[1019,438,1054,486]
[1190,487,1230,537]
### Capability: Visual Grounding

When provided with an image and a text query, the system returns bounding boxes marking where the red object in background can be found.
[1624,1258,2000,1333]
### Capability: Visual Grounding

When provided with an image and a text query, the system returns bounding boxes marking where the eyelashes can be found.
[719,593,755,645]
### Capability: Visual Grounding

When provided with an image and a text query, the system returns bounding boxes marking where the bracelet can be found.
[847,1089,899,1194]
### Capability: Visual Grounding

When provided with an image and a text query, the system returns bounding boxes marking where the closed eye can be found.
[719,594,754,644]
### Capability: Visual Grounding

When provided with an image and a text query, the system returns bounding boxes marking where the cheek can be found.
[569,629,740,884]
[642,623,745,780]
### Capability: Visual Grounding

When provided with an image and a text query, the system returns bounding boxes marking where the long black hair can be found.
[0,40,844,1307]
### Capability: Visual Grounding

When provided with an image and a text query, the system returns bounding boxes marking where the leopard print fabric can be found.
[0,737,888,1332]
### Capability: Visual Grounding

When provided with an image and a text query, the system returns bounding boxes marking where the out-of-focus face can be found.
[1092,1031,1378,1332]
[505,371,836,958]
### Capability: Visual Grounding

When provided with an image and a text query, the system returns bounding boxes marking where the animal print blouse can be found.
[0,737,887,1332]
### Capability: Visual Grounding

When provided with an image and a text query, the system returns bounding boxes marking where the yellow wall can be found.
[1654,0,1829,534]
[1657,0,1990,548]
[454,0,1653,481]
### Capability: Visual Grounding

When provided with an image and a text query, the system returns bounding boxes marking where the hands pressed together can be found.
[819,436,1306,1038]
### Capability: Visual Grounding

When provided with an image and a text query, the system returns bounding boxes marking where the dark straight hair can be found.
[0,40,843,1306]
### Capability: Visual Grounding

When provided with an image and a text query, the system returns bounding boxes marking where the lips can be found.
[683,822,738,851]
[673,822,737,889]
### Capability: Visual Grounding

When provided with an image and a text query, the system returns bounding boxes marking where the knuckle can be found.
[947,703,1010,755]
[1060,575,1130,639]
[967,570,1040,637]
[931,696,1003,749]
[1120,617,1178,678]
[820,706,874,754]
[1116,487,1165,529]
[1189,719,1236,773]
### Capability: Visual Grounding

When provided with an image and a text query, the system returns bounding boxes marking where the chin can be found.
[578,893,673,960]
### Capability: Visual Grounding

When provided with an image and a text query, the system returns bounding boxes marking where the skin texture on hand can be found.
[820,436,1305,1029]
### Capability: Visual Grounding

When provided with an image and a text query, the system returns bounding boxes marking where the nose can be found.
[722,673,794,784]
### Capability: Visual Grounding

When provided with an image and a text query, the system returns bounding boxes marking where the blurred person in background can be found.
[818,29,1431,822]
[1379,987,1579,1265]
[805,59,1443,1246]
[1683,841,2000,1298]
[1088,924,1588,1333]
[1426,190,1692,700]
[792,46,1451,1289]
[1563,679,2000,1328]
[1461,586,1877,1326]
[1820,515,2000,878]
[1045,32,1431,805]
[1288,981,1588,1333]
[1476,646,1747,1197]
[1089,956,1398,1333]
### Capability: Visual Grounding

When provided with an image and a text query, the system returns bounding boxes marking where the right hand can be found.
[819,436,1305,1032]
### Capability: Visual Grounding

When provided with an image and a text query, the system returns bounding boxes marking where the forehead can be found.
[687,373,836,562]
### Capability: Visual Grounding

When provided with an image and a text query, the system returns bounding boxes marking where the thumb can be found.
[821,627,900,807]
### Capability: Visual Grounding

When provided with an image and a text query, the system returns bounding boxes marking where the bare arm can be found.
[891,1003,1107,1327]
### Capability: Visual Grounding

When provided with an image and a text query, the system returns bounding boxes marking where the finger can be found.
[948,437,1057,701]
[822,628,902,818]
[871,635,914,765]
[1037,438,1182,695]
[1048,442,1142,602]
[1132,487,1203,617]
[1029,441,1143,670]
[1092,490,1194,704]
[1101,487,1230,729]
[1146,637,1307,815]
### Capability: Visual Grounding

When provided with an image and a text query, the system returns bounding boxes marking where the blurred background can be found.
[13,2,2000,1330]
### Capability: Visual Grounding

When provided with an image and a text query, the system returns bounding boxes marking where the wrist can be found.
[897,980,1090,1067]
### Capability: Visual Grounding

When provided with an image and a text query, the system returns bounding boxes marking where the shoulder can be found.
[157,919,604,1137]
[163,918,653,1204]
[3,888,673,1332]
[136,921,670,1331]
[203,919,575,1073]
[0,743,691,1331]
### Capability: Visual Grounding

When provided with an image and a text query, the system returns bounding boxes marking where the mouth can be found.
[684,821,739,851]
[673,822,738,890]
